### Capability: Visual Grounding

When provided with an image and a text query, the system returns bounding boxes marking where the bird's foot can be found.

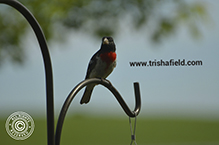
[107,80,112,86]
[97,78,112,86]
[104,79,112,86]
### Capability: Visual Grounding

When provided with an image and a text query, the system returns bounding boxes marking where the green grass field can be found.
[1,115,219,145]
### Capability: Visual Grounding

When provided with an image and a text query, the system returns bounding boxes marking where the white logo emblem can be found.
[5,111,35,140]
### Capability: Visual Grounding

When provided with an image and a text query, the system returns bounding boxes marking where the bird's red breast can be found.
[100,51,116,65]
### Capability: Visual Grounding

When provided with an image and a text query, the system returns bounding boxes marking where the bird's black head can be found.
[101,36,116,52]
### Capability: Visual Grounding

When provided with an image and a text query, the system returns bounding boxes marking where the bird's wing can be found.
[85,51,99,79]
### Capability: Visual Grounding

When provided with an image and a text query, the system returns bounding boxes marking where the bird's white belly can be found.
[89,57,116,78]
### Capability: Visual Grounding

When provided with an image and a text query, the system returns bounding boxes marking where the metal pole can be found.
[0,1,55,145]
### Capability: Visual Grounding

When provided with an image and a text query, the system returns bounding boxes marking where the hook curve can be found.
[0,1,54,145]
[55,78,141,145]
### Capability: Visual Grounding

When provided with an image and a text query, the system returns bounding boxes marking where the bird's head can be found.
[101,36,116,52]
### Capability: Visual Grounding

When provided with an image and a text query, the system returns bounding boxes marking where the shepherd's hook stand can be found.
[0,1,142,145]
[55,79,141,145]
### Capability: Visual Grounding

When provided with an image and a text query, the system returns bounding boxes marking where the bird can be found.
[80,36,117,104]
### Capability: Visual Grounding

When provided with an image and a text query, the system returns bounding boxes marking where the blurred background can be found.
[0,0,219,145]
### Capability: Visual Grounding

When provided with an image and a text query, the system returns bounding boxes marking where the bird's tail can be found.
[80,84,95,104]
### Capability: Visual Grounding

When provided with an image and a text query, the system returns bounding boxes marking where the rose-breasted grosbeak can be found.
[80,36,117,104]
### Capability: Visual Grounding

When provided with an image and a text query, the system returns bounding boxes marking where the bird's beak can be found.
[103,38,109,45]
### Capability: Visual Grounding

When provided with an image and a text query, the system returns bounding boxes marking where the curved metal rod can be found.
[55,78,141,145]
[0,1,54,145]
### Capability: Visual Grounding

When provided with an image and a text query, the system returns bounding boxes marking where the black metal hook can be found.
[0,1,55,145]
[55,78,141,145]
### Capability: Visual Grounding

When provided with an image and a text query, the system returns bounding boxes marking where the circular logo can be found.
[5,111,35,140]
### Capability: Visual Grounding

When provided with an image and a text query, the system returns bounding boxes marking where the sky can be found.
[0,0,219,120]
